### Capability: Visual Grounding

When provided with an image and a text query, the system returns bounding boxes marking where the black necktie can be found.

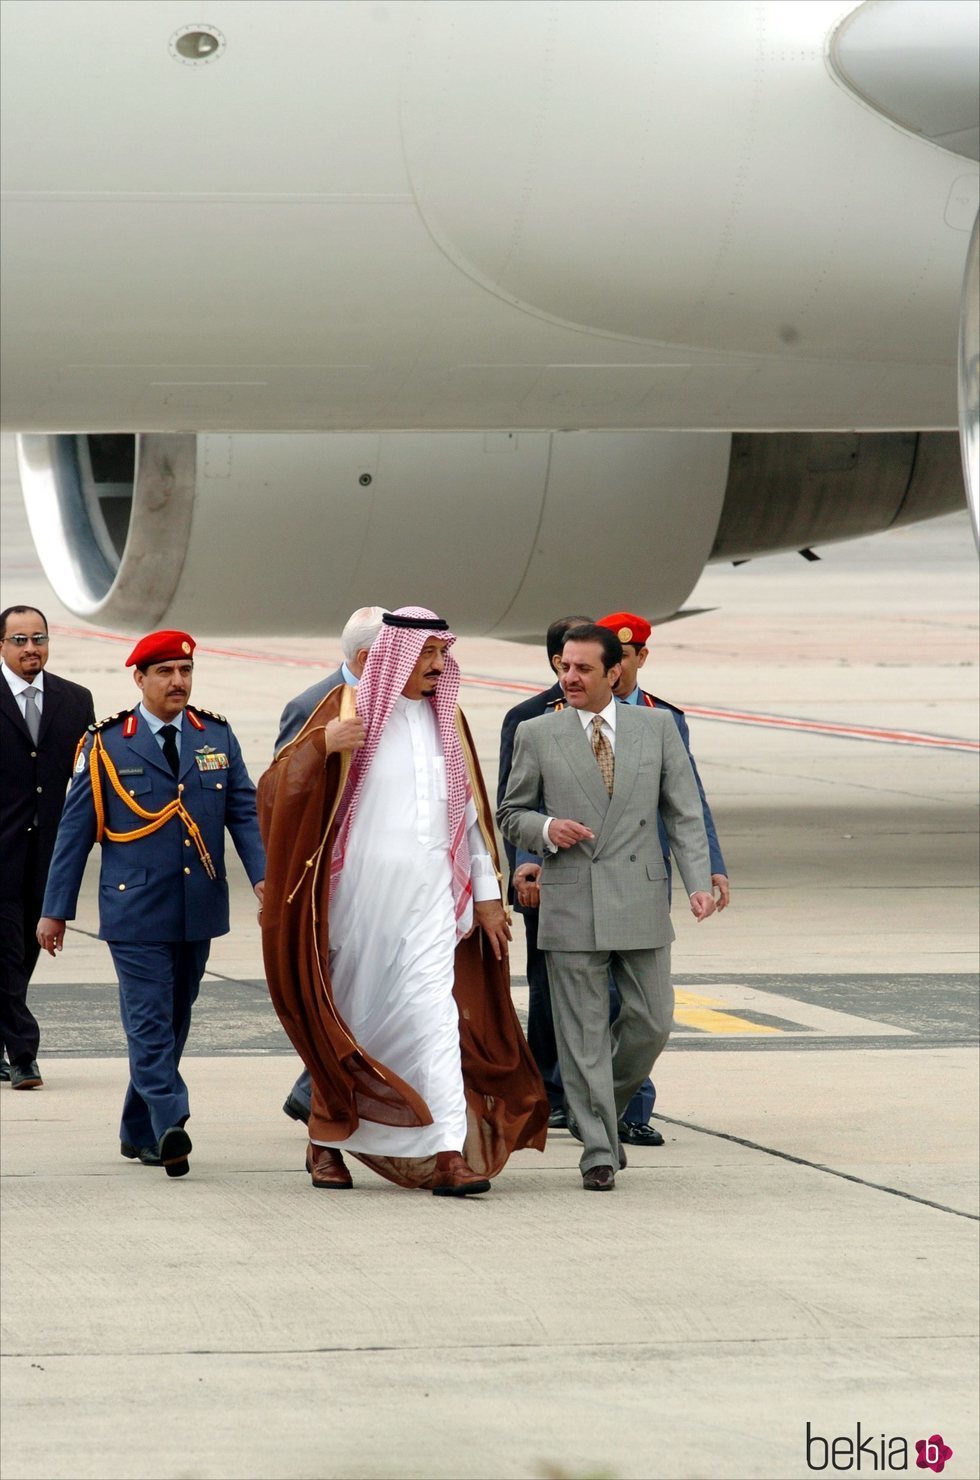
[160,724,180,777]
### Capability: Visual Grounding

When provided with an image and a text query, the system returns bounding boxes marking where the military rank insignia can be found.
[195,746,228,771]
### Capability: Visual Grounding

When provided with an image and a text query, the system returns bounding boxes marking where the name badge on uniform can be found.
[117,767,144,777]
[195,746,228,772]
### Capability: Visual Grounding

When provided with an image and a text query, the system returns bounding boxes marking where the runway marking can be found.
[51,624,979,753]
[672,984,914,1039]
[673,990,781,1036]
[652,1114,979,1221]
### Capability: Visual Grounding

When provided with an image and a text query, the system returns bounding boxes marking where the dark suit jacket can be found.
[275,666,345,754]
[497,681,562,904]
[0,670,95,898]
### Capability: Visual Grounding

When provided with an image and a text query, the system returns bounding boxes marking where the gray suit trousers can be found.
[546,946,673,1172]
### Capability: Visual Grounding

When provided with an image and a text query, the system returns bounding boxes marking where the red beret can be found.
[597,612,651,647]
[125,630,196,668]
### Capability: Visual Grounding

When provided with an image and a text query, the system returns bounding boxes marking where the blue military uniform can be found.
[43,702,266,1152]
[619,686,726,880]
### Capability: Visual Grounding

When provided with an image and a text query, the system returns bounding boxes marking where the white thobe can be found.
[317,695,498,1156]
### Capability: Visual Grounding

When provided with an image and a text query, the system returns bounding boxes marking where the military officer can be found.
[37,630,266,1178]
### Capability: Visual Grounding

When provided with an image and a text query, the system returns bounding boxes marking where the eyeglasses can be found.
[2,634,49,647]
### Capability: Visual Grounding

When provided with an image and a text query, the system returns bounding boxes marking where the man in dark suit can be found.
[274,605,388,754]
[0,605,95,1089]
[275,605,388,1125]
[497,615,593,1125]
[37,629,265,1176]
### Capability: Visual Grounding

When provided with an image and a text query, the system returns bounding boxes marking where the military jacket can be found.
[42,705,266,942]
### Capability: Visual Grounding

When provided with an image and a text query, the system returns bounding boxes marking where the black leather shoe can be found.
[618,1119,665,1147]
[582,1165,616,1191]
[282,1093,311,1125]
[0,1058,11,1081]
[120,1141,163,1167]
[547,1107,567,1129]
[10,1059,43,1090]
[158,1125,192,1178]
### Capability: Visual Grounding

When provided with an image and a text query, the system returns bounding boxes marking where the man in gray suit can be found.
[498,624,716,1191]
[277,605,387,1123]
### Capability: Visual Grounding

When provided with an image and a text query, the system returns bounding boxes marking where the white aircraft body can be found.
[1,0,977,635]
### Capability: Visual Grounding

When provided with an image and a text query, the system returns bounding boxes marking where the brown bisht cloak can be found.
[258,684,548,1188]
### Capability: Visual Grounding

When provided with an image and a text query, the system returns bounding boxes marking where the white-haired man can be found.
[275,606,387,1123]
[275,605,388,753]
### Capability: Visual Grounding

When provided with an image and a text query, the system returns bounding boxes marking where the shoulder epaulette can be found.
[88,710,127,733]
[643,691,684,716]
[544,698,567,713]
[190,706,226,724]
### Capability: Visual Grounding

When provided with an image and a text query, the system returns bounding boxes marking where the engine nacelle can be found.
[17,430,732,637]
[17,428,964,637]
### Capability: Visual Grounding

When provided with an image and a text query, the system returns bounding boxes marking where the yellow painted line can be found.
[676,990,733,1008]
[674,1006,781,1035]
[674,990,782,1036]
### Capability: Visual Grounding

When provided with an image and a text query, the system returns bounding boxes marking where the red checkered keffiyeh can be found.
[329,606,474,936]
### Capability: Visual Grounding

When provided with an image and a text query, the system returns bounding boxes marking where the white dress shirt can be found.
[139,701,183,760]
[1,659,45,723]
[541,699,617,849]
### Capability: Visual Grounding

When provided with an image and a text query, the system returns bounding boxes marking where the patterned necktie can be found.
[160,723,180,778]
[23,685,41,743]
[590,714,614,795]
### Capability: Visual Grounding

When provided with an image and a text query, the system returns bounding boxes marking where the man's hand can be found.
[548,819,594,849]
[689,891,717,922]
[323,716,366,753]
[254,879,265,924]
[36,917,66,956]
[711,874,730,911]
[474,900,512,961]
[513,862,541,910]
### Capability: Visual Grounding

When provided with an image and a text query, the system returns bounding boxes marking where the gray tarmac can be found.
[1,436,978,1480]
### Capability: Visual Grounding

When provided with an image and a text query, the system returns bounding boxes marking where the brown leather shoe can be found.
[306,1141,353,1189]
[582,1164,616,1191]
[431,1150,491,1197]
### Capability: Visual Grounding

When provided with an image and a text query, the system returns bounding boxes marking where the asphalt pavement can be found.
[1,440,977,1480]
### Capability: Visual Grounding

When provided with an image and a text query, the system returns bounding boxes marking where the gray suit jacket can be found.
[497,705,711,952]
[275,666,345,754]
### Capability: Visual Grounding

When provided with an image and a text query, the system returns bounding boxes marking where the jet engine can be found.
[16,428,964,637]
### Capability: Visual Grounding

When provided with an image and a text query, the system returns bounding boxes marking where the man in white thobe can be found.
[303,606,512,1194]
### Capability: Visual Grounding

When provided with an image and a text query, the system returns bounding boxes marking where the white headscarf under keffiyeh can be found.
[329,606,474,936]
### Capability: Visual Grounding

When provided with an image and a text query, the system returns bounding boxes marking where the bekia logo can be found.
[806,1423,954,1472]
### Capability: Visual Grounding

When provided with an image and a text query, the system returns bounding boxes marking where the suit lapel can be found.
[554,710,611,817]
[36,673,60,744]
[592,708,641,858]
[0,676,33,742]
[178,718,202,781]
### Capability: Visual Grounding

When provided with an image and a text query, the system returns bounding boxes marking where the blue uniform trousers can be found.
[109,939,211,1147]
